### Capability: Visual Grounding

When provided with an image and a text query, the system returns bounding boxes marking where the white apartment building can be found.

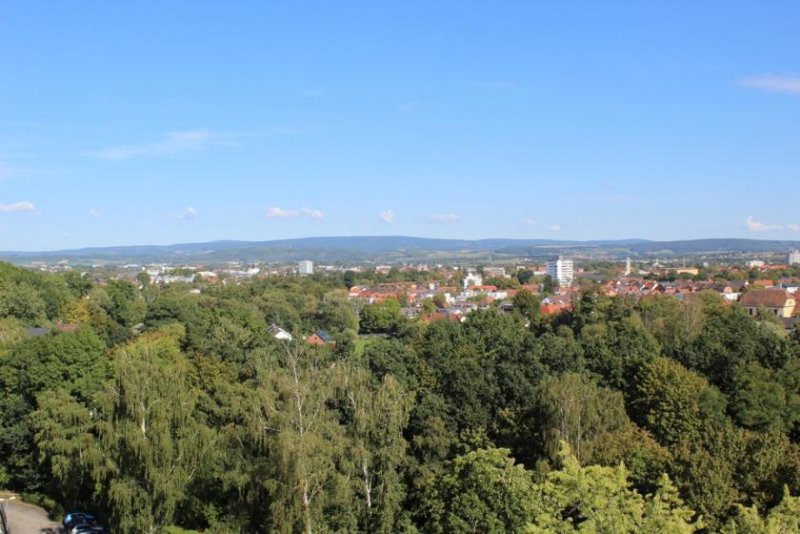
[298,260,314,276]
[546,256,574,287]
[463,271,483,289]
[789,250,800,266]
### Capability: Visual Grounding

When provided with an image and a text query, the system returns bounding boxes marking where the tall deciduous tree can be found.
[33,389,102,507]
[532,373,629,464]
[631,357,727,448]
[93,332,216,534]
[425,447,538,534]
[261,345,350,534]
[528,444,701,533]
[335,365,412,533]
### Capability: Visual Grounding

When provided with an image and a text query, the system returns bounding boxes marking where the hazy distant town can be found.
[17,246,800,336]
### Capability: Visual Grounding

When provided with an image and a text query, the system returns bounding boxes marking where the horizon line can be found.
[2,234,800,256]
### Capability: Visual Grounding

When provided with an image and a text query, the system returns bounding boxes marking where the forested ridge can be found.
[2,262,800,533]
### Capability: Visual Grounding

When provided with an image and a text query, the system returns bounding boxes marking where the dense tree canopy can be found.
[1,261,800,532]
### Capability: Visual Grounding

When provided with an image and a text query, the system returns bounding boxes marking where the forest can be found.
[1,262,800,533]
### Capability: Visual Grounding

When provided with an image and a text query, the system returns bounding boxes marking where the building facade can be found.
[740,289,796,319]
[298,260,314,275]
[789,250,800,266]
[546,257,574,287]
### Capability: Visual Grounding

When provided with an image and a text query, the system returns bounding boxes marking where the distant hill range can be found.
[2,236,800,265]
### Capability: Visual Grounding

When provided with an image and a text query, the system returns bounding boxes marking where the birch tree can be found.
[94,332,216,534]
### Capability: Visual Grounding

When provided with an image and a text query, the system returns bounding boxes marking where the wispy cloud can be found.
[520,218,536,225]
[549,224,562,232]
[740,75,800,95]
[266,207,297,218]
[84,129,255,160]
[379,210,394,223]
[181,207,198,220]
[787,223,800,231]
[302,208,324,220]
[428,213,459,223]
[88,208,101,219]
[745,215,783,232]
[266,206,324,220]
[0,201,36,213]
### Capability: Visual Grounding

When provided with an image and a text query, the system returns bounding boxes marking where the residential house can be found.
[268,324,293,342]
[740,289,796,319]
[307,329,335,346]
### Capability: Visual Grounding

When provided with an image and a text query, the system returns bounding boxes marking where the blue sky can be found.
[1,1,799,250]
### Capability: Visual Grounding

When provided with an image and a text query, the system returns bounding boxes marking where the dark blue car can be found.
[63,511,106,533]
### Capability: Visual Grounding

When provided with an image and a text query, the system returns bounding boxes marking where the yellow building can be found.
[740,289,796,319]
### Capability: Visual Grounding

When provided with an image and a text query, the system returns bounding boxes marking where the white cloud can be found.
[745,215,783,232]
[520,218,535,225]
[379,210,394,223]
[84,129,251,160]
[428,213,458,223]
[549,224,562,232]
[301,207,324,220]
[740,75,800,95]
[266,206,324,220]
[788,223,800,231]
[181,207,197,220]
[88,208,101,219]
[0,201,36,213]
[266,207,298,218]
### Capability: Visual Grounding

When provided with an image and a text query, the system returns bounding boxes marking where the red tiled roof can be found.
[741,289,791,308]
[753,279,775,288]
[540,303,563,315]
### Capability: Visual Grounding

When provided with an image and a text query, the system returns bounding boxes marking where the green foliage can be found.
[513,289,541,318]
[425,448,538,534]
[333,366,412,533]
[588,423,671,495]
[0,328,106,492]
[0,263,73,322]
[0,280,47,323]
[364,338,420,389]
[637,295,704,358]
[538,332,585,374]
[671,424,800,529]
[63,270,94,298]
[723,488,800,533]
[730,361,800,433]
[517,269,535,285]
[528,444,701,533]
[1,265,799,532]
[579,315,660,392]
[316,290,359,333]
[33,389,103,507]
[93,333,218,534]
[532,373,630,464]
[360,299,404,335]
[679,303,766,391]
[631,357,727,448]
